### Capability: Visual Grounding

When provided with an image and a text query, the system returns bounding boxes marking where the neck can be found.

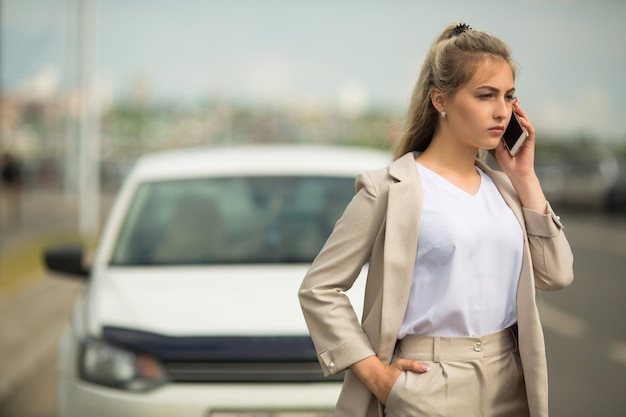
[417,134,478,175]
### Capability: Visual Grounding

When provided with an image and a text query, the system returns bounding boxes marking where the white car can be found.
[44,144,390,417]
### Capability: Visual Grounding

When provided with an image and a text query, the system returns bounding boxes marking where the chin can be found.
[486,138,501,150]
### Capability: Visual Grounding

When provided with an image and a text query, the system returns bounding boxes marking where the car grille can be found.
[102,327,342,383]
[163,361,343,383]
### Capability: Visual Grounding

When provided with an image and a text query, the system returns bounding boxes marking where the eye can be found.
[507,95,517,103]
[478,94,493,100]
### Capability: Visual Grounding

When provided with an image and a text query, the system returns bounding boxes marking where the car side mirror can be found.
[43,244,90,279]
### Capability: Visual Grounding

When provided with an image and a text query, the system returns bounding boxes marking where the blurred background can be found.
[0,1,625,416]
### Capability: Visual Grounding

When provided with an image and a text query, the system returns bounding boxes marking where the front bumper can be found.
[57,378,341,417]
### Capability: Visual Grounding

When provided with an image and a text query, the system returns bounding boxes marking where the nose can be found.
[494,96,510,121]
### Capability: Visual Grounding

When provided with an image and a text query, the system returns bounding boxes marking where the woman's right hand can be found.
[351,355,430,405]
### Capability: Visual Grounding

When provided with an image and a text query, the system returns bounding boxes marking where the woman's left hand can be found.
[494,99,548,212]
[494,99,536,179]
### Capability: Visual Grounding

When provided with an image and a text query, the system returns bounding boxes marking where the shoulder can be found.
[356,151,419,193]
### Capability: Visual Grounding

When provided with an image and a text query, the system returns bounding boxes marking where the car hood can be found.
[88,264,366,337]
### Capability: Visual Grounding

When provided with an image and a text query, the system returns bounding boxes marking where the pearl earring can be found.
[441,111,447,118]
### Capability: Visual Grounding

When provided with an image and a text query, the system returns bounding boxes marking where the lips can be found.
[489,126,505,135]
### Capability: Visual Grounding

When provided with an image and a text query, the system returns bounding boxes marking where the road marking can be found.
[539,302,626,368]
[537,301,589,339]
[607,341,626,367]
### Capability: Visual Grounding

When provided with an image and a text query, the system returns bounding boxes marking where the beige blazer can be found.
[299,151,574,417]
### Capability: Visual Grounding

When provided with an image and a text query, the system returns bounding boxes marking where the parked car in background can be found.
[44,144,390,417]
[535,145,620,211]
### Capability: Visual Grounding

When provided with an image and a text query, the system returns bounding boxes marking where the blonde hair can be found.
[392,24,517,160]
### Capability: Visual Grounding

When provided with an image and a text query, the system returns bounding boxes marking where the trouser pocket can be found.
[384,361,446,417]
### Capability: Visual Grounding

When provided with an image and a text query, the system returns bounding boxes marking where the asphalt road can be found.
[539,212,626,417]
[0,212,625,417]
[0,349,56,417]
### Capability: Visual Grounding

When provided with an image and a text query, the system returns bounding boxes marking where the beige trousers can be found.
[384,327,529,417]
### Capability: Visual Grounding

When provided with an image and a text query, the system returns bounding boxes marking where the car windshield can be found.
[110,176,355,265]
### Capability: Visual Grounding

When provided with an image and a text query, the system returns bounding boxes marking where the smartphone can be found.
[502,111,528,156]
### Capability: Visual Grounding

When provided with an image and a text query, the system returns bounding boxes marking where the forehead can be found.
[467,57,514,88]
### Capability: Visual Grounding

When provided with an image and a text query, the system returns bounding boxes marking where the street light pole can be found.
[0,0,4,289]
[76,0,100,238]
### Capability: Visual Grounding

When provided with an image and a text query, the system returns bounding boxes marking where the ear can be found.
[430,89,446,113]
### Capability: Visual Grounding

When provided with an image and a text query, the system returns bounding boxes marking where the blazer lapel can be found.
[378,153,422,362]
[476,160,524,227]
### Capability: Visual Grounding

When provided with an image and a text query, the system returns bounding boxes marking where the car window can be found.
[110,176,356,265]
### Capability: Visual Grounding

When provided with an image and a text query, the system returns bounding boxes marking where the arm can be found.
[298,171,383,376]
[522,204,574,290]
[495,100,574,290]
[298,171,429,405]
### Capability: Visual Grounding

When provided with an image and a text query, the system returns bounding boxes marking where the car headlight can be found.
[80,338,166,391]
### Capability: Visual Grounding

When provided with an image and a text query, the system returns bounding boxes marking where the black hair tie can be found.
[454,23,472,36]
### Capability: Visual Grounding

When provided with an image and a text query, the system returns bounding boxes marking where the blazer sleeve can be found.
[522,202,574,291]
[298,170,386,376]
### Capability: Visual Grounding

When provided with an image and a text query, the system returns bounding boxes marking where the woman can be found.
[298,23,574,417]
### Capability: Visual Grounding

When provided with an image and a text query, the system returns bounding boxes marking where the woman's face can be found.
[445,58,516,151]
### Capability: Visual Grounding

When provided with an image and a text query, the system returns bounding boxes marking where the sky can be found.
[2,0,626,141]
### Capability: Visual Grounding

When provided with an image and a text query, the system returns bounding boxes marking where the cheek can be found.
[454,105,484,131]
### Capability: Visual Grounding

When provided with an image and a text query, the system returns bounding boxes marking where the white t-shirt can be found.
[398,163,524,338]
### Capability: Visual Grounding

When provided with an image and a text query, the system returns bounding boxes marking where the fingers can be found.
[513,100,535,137]
[393,358,430,373]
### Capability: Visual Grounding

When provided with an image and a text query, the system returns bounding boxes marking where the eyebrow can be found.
[476,86,516,94]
